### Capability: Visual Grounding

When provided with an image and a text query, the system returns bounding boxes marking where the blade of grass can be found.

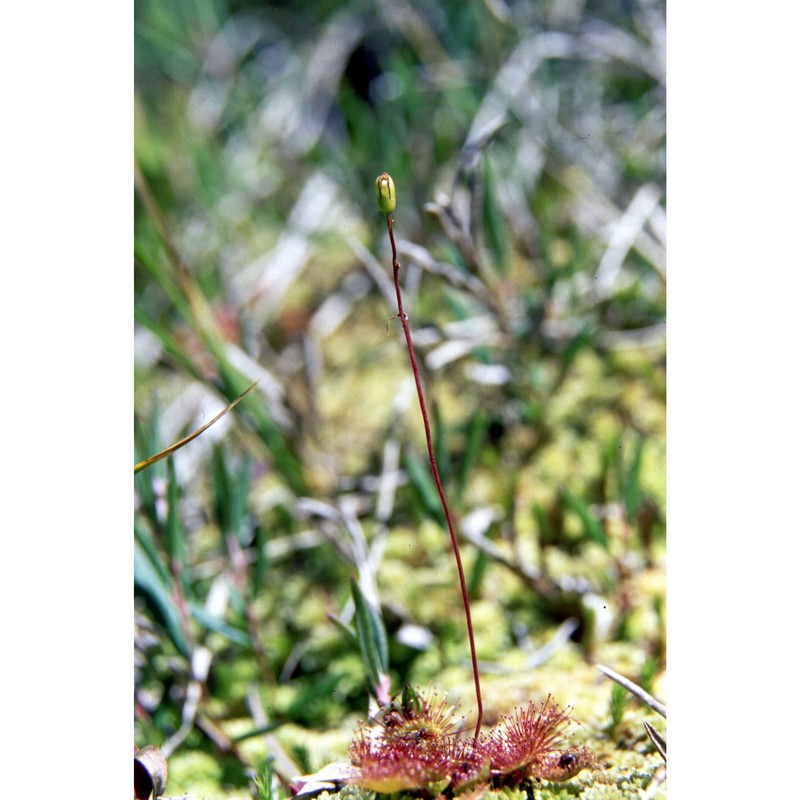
[482,152,509,273]
[620,435,646,520]
[211,443,253,543]
[165,458,187,584]
[456,409,486,497]
[351,578,389,701]
[134,406,164,524]
[561,488,609,550]
[134,534,189,656]
[134,382,257,474]
[189,604,251,647]
[405,451,446,527]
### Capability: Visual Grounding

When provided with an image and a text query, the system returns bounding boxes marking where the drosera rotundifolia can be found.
[291,174,599,798]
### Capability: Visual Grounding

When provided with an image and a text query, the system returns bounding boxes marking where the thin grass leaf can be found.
[327,612,356,644]
[134,303,217,396]
[164,459,186,580]
[190,604,251,647]
[252,757,277,800]
[405,452,446,527]
[212,446,233,534]
[232,454,252,542]
[556,324,595,384]
[467,549,489,598]
[561,489,608,550]
[432,404,452,487]
[482,153,508,273]
[608,681,629,733]
[456,409,485,496]
[137,309,305,493]
[134,407,163,524]
[639,657,657,696]
[210,445,252,544]
[134,520,171,587]
[252,526,270,596]
[134,398,161,465]
[135,239,190,319]
[620,435,646,520]
[351,579,389,694]
[134,382,258,474]
[134,536,189,656]
[236,723,283,744]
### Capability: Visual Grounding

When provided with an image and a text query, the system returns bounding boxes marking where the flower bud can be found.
[375,172,396,216]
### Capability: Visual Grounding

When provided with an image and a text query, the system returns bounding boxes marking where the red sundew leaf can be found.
[370,688,461,742]
[349,690,485,795]
[529,746,599,781]
[483,696,572,776]
[349,734,450,792]
[439,737,491,793]
[347,688,597,794]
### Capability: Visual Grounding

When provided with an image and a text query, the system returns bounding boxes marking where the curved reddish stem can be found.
[386,216,484,738]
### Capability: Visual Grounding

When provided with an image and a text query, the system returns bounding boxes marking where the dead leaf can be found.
[134,382,257,474]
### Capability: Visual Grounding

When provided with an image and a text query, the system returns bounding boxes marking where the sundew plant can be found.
[134,1,666,798]
[287,176,599,797]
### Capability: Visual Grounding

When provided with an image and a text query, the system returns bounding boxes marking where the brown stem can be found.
[386,215,484,737]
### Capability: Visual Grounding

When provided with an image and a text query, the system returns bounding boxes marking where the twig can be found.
[596,664,666,718]
[459,524,589,604]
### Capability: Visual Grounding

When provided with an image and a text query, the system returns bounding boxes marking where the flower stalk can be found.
[375,172,483,737]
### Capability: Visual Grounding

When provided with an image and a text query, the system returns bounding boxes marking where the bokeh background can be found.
[134,0,666,796]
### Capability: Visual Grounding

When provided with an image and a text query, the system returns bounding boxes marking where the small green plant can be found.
[608,682,630,735]
[253,758,277,800]
[639,657,658,696]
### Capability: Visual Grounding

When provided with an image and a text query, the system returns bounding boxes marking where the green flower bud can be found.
[375,172,396,216]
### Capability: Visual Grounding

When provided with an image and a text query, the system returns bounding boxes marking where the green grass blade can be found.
[164,459,187,581]
[482,153,509,273]
[190,604,251,647]
[456,409,486,496]
[561,488,608,550]
[134,536,189,656]
[351,579,389,694]
[621,436,646,520]
[405,451,446,527]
